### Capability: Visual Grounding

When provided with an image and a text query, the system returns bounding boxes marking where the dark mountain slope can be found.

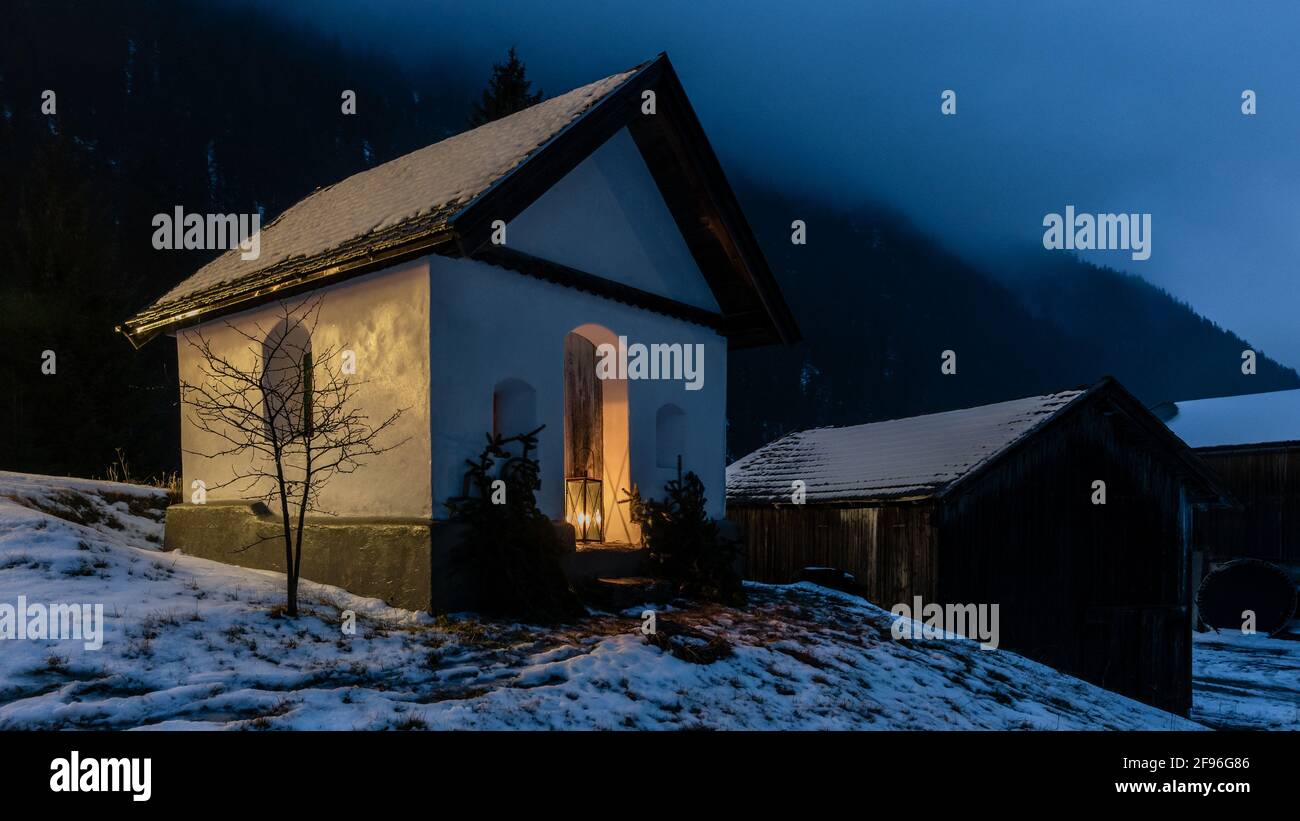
[1011,251,1297,405]
[0,0,473,478]
[3,0,1292,479]
[726,184,1299,460]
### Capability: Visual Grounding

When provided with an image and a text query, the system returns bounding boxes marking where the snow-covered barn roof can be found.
[726,390,1086,505]
[1157,388,1300,449]
[728,377,1237,507]
[119,54,798,350]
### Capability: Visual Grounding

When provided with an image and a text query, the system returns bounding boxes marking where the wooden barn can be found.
[1156,388,1300,587]
[726,377,1233,714]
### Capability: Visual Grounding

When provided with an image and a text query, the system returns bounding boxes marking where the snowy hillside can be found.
[0,472,1200,730]
[1193,626,1300,731]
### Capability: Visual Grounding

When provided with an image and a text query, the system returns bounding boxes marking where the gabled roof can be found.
[1156,387,1300,450]
[119,54,798,350]
[727,377,1233,506]
[727,390,1084,505]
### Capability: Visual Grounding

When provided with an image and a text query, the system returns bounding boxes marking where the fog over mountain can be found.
[2,0,1293,479]
[253,0,1300,369]
[726,184,1298,458]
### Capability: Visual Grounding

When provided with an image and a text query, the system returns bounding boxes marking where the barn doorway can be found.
[563,325,636,545]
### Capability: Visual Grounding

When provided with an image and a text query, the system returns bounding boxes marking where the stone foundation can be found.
[163,502,581,613]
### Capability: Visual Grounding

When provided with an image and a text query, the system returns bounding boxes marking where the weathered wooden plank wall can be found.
[938,396,1192,714]
[728,503,937,606]
[1193,447,1300,568]
[729,390,1196,715]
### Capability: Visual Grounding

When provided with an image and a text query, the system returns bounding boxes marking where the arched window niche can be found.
[655,403,686,470]
[493,378,538,442]
[260,319,313,442]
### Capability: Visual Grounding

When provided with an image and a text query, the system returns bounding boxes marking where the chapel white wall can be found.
[176,259,433,519]
[428,253,728,524]
[176,121,738,527]
[506,126,720,313]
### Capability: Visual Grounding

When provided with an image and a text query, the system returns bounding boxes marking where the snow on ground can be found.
[1193,624,1300,730]
[0,472,1202,730]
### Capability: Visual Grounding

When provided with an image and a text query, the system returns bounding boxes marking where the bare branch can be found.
[177,294,407,616]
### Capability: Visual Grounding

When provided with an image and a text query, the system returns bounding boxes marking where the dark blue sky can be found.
[261,0,1300,366]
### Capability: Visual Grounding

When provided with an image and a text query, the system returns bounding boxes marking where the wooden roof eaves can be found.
[651,57,800,346]
[117,214,459,348]
[727,491,940,509]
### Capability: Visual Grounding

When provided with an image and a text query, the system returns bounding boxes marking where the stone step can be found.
[582,575,675,610]
[561,544,648,584]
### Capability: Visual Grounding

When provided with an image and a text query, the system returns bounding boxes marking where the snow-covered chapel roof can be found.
[1158,387,1300,449]
[165,70,636,308]
[727,389,1089,505]
[119,63,642,345]
[120,53,799,350]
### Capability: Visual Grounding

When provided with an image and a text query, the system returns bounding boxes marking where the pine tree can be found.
[469,46,543,126]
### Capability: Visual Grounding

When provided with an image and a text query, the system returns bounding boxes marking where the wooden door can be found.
[564,333,603,480]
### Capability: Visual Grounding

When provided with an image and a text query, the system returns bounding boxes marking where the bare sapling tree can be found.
[179,295,405,616]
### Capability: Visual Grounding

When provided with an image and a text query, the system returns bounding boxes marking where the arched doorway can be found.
[655,403,686,469]
[564,324,635,544]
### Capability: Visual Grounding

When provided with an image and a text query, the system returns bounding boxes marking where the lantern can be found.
[565,476,604,544]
